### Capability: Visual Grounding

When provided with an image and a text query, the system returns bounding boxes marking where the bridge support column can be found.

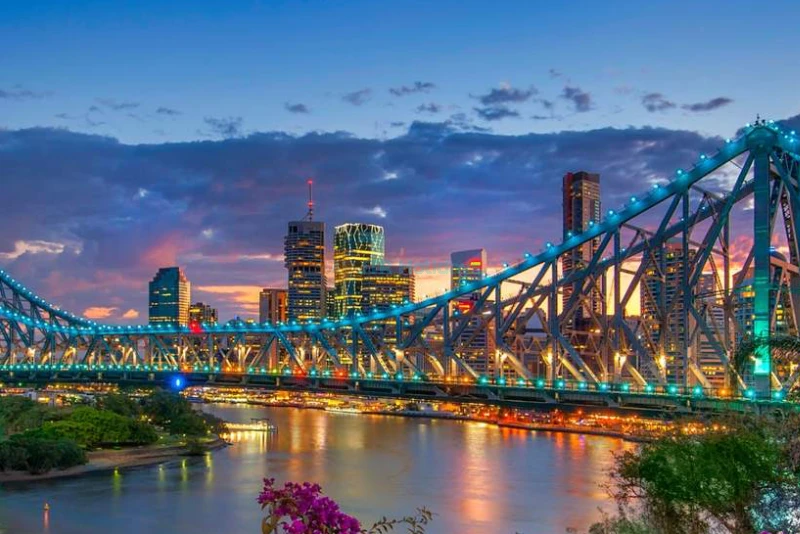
[753,145,772,398]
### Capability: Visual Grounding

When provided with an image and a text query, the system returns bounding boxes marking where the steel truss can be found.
[1,122,800,397]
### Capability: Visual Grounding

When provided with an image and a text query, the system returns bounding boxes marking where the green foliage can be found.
[364,508,434,534]
[168,413,208,437]
[184,438,206,456]
[0,434,86,474]
[142,390,194,427]
[142,390,220,437]
[42,407,158,448]
[0,396,52,434]
[97,393,142,418]
[596,416,800,534]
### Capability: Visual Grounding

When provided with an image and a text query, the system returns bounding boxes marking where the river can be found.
[0,404,631,534]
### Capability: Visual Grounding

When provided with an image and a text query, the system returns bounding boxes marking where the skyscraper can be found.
[334,223,385,317]
[450,249,487,290]
[285,221,326,322]
[149,267,191,326]
[188,302,217,325]
[641,240,696,384]
[259,288,288,324]
[562,171,602,321]
[450,249,494,375]
[361,265,415,313]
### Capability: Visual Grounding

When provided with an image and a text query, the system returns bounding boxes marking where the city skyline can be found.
[2,1,800,323]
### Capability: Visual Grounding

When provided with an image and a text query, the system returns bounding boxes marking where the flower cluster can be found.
[258,478,362,534]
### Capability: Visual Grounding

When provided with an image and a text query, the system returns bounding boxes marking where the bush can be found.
[42,407,159,447]
[0,435,86,474]
[0,396,52,434]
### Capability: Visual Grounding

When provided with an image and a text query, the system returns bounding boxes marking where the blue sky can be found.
[2,0,798,143]
[1,1,799,322]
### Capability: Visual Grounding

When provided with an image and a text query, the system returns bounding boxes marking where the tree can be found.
[598,418,800,534]
[142,390,193,426]
[168,413,208,437]
[98,393,142,418]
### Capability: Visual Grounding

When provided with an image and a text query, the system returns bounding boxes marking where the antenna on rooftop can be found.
[305,179,314,221]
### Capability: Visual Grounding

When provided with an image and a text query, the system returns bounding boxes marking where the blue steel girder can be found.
[0,123,799,394]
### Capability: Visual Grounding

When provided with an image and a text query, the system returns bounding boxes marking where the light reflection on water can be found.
[0,404,631,534]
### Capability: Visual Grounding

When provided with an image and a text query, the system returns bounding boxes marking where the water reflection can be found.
[0,404,630,534]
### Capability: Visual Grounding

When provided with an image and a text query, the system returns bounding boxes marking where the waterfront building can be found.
[188,302,218,325]
[334,223,385,317]
[285,220,326,321]
[259,289,288,324]
[149,267,191,326]
[361,265,415,313]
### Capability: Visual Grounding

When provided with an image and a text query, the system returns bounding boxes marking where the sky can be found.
[1,0,799,323]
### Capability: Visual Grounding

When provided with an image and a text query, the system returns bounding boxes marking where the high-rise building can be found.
[285,221,326,322]
[641,240,696,384]
[149,267,191,326]
[188,302,217,325]
[334,223,385,317]
[361,265,415,313]
[450,249,487,290]
[562,171,602,321]
[325,286,336,319]
[695,274,726,387]
[450,249,494,375]
[259,288,288,324]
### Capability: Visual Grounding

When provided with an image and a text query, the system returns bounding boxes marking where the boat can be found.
[324,405,362,414]
[224,418,277,432]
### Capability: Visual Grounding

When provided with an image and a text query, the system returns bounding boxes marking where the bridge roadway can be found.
[0,365,793,416]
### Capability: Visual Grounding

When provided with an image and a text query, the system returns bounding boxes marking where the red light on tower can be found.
[189,320,204,334]
[305,178,314,221]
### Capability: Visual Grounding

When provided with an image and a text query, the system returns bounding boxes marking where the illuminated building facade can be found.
[188,302,217,325]
[450,249,494,375]
[285,221,326,321]
[562,171,602,321]
[334,223,385,317]
[361,265,415,313]
[259,288,287,324]
[148,267,191,326]
[641,241,696,384]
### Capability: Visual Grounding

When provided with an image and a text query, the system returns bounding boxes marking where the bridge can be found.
[1,119,800,412]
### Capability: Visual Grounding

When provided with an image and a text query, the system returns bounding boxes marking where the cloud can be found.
[416,103,442,114]
[83,306,118,319]
[121,309,139,319]
[284,102,310,114]
[96,98,140,111]
[641,92,676,112]
[474,106,520,121]
[203,116,244,138]
[548,69,563,79]
[390,121,406,128]
[0,122,731,321]
[474,85,537,105]
[342,88,372,106]
[0,240,69,259]
[362,206,388,218]
[561,86,593,112]
[682,97,733,112]
[156,107,182,116]
[0,86,51,100]
[389,82,436,97]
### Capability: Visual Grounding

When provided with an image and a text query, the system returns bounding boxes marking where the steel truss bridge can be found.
[2,120,800,409]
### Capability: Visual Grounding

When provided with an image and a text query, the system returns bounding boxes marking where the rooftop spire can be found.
[305,179,314,221]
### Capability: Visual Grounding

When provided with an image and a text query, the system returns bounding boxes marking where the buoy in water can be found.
[43,503,50,512]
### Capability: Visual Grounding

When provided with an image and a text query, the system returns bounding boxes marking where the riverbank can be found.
[0,437,228,484]
[235,398,654,442]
